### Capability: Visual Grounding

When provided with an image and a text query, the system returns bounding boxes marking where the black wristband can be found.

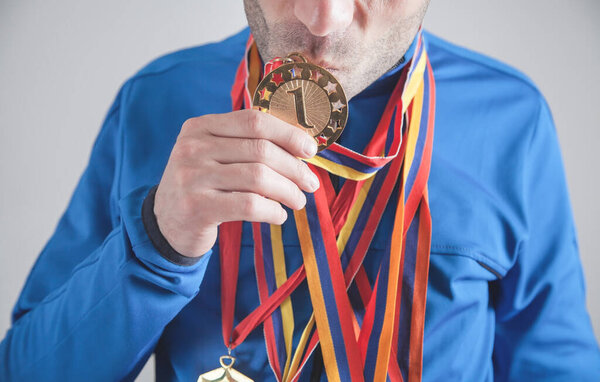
[141,185,202,266]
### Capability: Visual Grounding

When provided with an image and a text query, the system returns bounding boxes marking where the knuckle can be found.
[249,163,269,183]
[253,139,271,160]
[246,110,264,136]
[241,193,262,217]
[181,115,212,137]
[181,118,195,131]
[173,138,198,160]
[181,117,200,133]
[295,159,308,179]
[286,130,303,152]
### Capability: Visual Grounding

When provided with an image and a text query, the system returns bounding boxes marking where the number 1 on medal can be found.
[287,86,315,129]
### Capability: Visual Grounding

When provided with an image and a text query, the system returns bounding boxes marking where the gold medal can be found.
[197,355,254,382]
[253,53,348,152]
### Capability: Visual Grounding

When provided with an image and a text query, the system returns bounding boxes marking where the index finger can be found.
[206,109,318,159]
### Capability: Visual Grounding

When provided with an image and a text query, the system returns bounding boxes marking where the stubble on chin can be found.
[243,0,428,99]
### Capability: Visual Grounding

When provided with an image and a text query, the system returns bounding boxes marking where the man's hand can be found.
[153,109,320,258]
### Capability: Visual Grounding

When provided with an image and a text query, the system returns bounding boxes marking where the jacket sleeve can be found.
[0,83,212,381]
[492,98,600,381]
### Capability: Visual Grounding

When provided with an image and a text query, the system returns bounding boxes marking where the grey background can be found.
[0,1,598,380]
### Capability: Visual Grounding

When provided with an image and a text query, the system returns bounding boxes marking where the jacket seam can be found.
[430,245,508,276]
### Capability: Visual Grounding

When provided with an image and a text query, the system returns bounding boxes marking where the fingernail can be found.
[303,138,318,157]
[308,173,320,191]
[281,209,288,223]
[299,191,307,208]
[276,208,288,225]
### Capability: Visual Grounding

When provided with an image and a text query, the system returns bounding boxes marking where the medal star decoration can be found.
[253,53,348,152]
[324,81,338,95]
[259,87,272,101]
[310,69,323,82]
[331,100,346,113]
[270,72,284,86]
[289,65,304,79]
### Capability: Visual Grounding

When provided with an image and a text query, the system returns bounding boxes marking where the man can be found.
[1,0,599,380]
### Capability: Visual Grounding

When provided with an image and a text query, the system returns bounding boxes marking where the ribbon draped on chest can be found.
[218,31,436,382]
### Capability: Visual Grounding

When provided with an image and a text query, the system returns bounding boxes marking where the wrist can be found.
[141,185,203,266]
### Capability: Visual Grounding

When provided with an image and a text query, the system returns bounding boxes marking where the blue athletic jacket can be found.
[2,28,599,381]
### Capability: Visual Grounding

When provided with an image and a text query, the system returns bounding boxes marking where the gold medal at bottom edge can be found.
[197,355,254,382]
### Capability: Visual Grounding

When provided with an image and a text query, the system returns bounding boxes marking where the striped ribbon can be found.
[219,30,435,382]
